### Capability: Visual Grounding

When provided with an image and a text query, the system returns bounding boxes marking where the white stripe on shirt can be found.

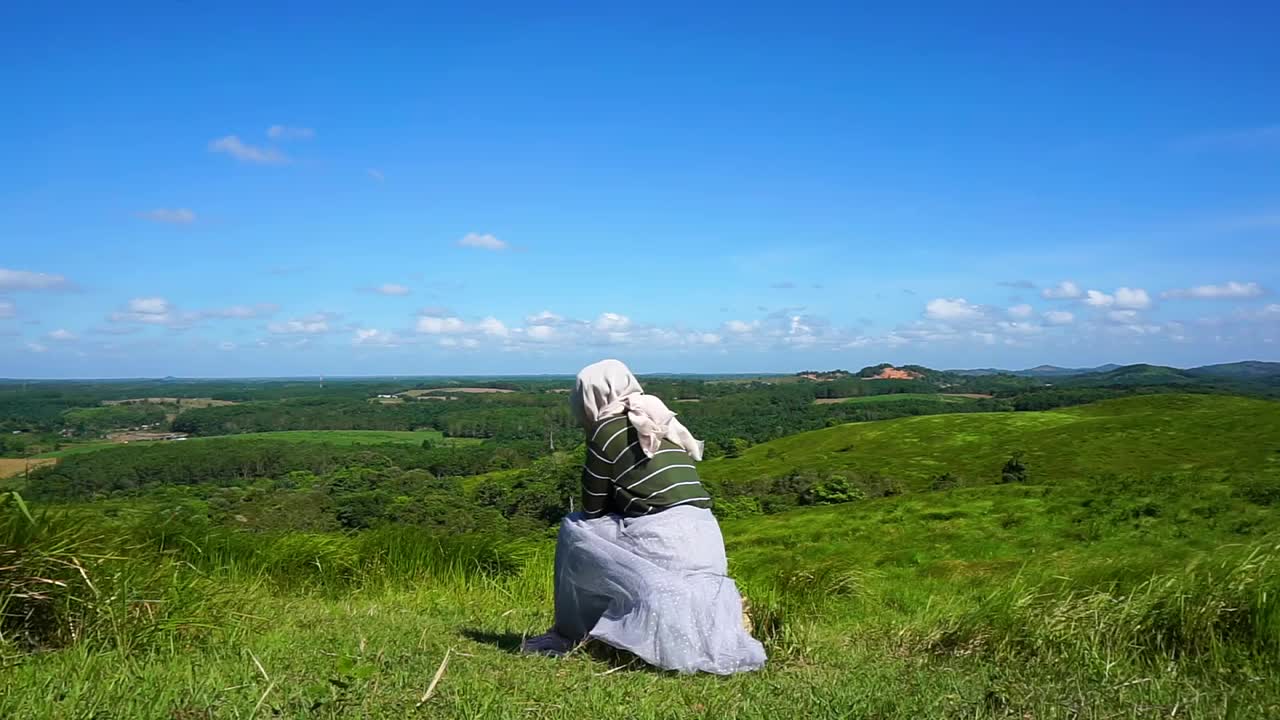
[589,416,625,443]
[610,441,640,463]
[616,448,684,479]
[624,464,695,490]
[599,425,629,454]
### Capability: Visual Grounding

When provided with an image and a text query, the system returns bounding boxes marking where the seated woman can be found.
[521,359,766,675]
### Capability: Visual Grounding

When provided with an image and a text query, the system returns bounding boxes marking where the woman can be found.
[521,359,766,675]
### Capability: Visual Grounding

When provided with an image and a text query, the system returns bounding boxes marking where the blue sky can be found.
[2,2,1277,377]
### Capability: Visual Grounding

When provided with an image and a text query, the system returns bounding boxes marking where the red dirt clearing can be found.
[863,367,923,380]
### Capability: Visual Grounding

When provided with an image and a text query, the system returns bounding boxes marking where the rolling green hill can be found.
[702,393,1280,487]
[5,393,1280,717]
[1187,360,1280,380]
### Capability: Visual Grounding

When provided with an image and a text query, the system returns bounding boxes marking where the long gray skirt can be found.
[552,506,767,675]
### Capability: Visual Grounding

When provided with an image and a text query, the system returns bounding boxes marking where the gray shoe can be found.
[520,630,574,657]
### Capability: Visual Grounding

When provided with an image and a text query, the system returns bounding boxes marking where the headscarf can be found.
[569,359,704,462]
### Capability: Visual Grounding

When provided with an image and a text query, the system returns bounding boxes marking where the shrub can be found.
[1001,452,1028,484]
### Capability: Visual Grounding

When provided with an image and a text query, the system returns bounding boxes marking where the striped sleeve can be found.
[580,462,611,517]
[580,416,627,517]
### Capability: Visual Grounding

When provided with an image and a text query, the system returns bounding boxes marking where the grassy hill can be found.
[1187,360,1280,380]
[5,393,1280,717]
[5,466,1279,717]
[702,394,1280,488]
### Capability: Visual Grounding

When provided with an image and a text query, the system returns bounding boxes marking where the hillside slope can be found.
[701,393,1280,487]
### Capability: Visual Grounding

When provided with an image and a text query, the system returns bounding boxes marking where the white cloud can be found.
[202,303,278,319]
[438,337,480,349]
[1043,310,1075,325]
[0,300,13,318]
[1084,290,1114,307]
[90,325,142,336]
[208,135,288,165]
[353,328,402,347]
[594,312,632,332]
[457,233,509,251]
[48,328,76,341]
[1107,310,1140,324]
[924,298,984,322]
[0,268,72,292]
[526,310,563,325]
[996,321,1042,335]
[25,342,47,353]
[109,298,275,327]
[138,208,196,224]
[526,325,556,341]
[477,316,509,337]
[1042,281,1082,300]
[130,297,170,315]
[1007,304,1033,319]
[416,315,467,334]
[367,168,385,182]
[1113,287,1152,310]
[1163,281,1265,300]
[267,313,335,335]
[374,283,411,296]
[266,125,315,141]
[724,319,758,334]
[109,296,174,325]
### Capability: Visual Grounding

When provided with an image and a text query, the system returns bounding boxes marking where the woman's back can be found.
[581,415,712,518]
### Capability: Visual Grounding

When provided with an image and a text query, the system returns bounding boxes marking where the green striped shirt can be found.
[580,415,712,518]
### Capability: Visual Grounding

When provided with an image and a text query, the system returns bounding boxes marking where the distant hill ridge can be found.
[944,360,1280,379]
[796,360,1280,381]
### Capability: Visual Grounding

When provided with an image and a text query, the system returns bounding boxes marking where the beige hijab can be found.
[569,359,704,462]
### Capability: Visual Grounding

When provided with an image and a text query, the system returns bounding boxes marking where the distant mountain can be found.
[950,363,1121,378]
[1186,361,1280,380]
[1060,364,1196,387]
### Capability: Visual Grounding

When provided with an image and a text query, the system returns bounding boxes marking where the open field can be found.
[0,457,55,479]
[401,387,516,397]
[813,392,982,405]
[102,397,237,408]
[704,393,1280,488]
[214,429,452,445]
[32,430,477,461]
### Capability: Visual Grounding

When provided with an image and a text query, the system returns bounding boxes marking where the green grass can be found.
[34,430,478,459]
[817,392,978,404]
[4,470,1280,718]
[6,394,1280,718]
[704,393,1280,488]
